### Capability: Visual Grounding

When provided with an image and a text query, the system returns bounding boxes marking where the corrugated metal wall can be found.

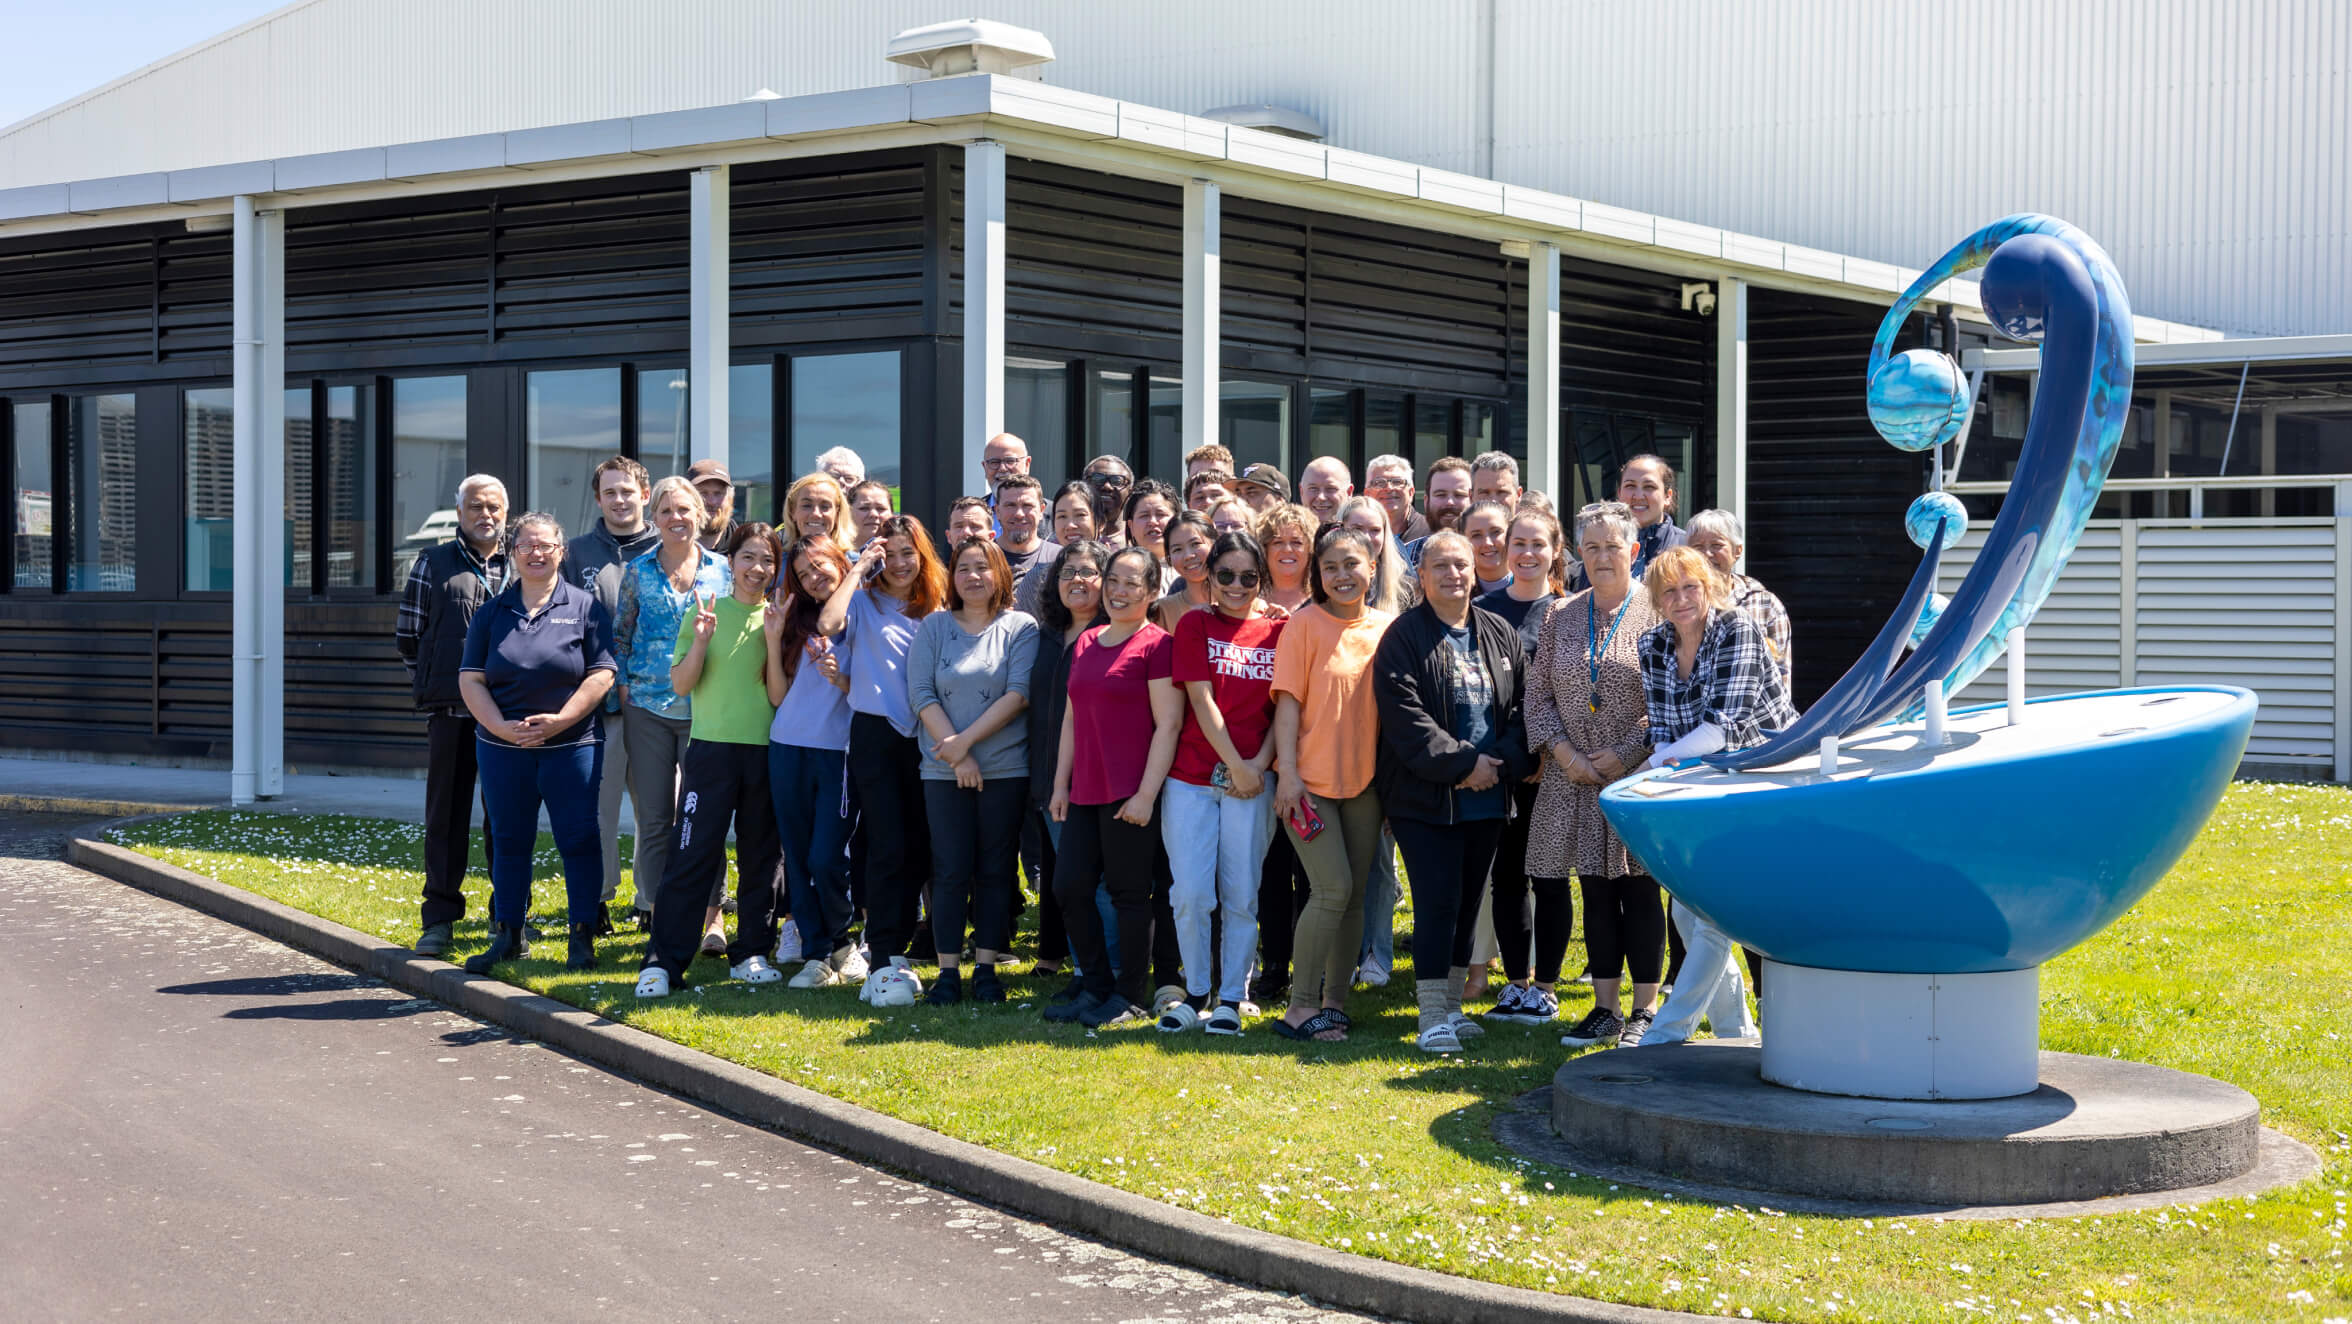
[1939,519,2345,774]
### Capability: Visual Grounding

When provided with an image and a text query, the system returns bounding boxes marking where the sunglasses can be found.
[1213,569,1261,588]
[1087,471,1133,488]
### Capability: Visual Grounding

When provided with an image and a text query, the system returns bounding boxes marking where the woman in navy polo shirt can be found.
[457,512,618,974]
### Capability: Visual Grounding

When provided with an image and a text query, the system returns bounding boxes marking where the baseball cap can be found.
[1234,463,1291,501]
[686,459,732,487]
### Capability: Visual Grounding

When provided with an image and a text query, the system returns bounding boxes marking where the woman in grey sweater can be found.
[907,535,1042,1004]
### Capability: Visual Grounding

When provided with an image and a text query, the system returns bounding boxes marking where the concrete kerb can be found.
[68,833,1697,1324]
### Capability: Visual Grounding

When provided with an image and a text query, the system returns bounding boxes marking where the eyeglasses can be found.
[1086,471,1133,489]
[1057,567,1103,583]
[982,456,1024,470]
[1213,569,1261,588]
[1366,476,1411,492]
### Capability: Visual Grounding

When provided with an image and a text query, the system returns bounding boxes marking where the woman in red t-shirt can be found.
[1047,544,1185,1029]
[1157,531,1287,1035]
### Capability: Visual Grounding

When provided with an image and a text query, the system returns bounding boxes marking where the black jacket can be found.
[1372,600,1536,826]
[401,539,506,710]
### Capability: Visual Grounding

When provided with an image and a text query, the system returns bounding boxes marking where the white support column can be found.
[1182,179,1221,458]
[1524,241,1561,499]
[1714,275,1750,529]
[688,165,730,470]
[962,140,1007,497]
[230,197,285,804]
[2335,480,2352,783]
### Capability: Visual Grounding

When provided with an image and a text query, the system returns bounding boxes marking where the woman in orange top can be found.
[1268,525,1397,1043]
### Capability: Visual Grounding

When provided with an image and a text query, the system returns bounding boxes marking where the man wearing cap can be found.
[687,459,733,550]
[1298,455,1353,527]
[1232,462,1289,515]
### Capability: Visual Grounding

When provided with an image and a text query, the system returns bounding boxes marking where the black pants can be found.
[1056,802,1159,1008]
[1254,831,1310,989]
[848,713,930,962]
[642,739,782,980]
[1390,815,1506,978]
[1580,873,1666,984]
[924,778,1025,958]
[1490,781,1568,982]
[422,710,484,931]
[1027,804,1069,963]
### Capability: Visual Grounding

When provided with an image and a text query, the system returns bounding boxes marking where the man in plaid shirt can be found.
[394,475,511,958]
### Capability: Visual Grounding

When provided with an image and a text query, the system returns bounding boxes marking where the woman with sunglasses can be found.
[1158,531,1285,1034]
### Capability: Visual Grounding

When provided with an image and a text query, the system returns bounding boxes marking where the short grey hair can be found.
[1687,508,1746,547]
[813,446,865,484]
[509,510,566,549]
[1574,500,1638,548]
[455,473,508,506]
[1469,450,1519,480]
[1365,453,1413,483]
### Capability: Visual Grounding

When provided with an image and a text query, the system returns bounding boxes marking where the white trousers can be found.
[1643,898,1756,1043]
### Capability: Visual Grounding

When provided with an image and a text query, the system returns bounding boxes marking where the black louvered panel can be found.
[732,153,931,344]
[1002,159,1181,360]
[0,231,155,380]
[1560,258,1713,421]
[1743,288,1930,707]
[285,197,494,365]
[1220,199,1308,376]
[155,621,230,742]
[156,229,233,366]
[1302,215,1511,394]
[495,176,691,351]
[285,602,428,759]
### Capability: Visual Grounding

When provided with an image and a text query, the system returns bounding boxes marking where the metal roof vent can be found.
[1200,104,1325,142]
[886,19,1056,80]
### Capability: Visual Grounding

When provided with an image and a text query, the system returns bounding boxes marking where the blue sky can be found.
[0,1,287,129]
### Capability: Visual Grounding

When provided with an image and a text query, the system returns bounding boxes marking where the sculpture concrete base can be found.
[1548,1041,2270,1207]
[1760,961,2040,1099]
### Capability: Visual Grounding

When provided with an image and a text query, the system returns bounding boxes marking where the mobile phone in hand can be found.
[1287,795,1324,842]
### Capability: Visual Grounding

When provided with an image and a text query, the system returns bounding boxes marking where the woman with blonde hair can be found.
[783,472,857,549]
[1252,503,1317,617]
[1337,495,1413,614]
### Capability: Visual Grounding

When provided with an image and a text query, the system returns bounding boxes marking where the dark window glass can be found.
[528,368,621,544]
[731,362,776,521]
[1146,373,1182,480]
[790,352,895,507]
[1094,370,1135,468]
[1006,357,1070,494]
[1412,396,1451,478]
[1219,379,1289,474]
[1308,388,1352,475]
[637,366,690,484]
[1363,394,1403,480]
[65,393,137,592]
[14,401,52,589]
[392,377,467,588]
[183,389,235,591]
[285,387,313,589]
[324,384,376,589]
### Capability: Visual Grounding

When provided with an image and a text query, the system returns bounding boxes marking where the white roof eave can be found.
[0,74,2226,346]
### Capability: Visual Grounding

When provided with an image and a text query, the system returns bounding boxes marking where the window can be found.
[730,362,775,521]
[1363,394,1403,479]
[13,401,52,589]
[1094,369,1135,467]
[65,393,136,591]
[1308,388,1352,474]
[392,377,467,587]
[284,388,314,589]
[527,368,621,545]
[323,384,376,589]
[183,390,235,591]
[1145,374,1182,479]
[1005,357,1070,493]
[636,366,690,483]
[1411,396,1452,477]
[1219,380,1290,474]
[790,351,898,504]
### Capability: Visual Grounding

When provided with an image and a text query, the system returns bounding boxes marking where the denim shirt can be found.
[614,544,731,720]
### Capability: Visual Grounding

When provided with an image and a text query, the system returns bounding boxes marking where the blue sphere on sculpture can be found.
[1906,492,1969,551]
[1910,592,1949,645]
[1867,349,1969,452]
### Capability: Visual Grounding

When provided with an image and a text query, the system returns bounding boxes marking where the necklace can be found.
[1587,592,1631,713]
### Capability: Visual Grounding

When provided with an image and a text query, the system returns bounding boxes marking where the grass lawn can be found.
[113,781,2352,1322]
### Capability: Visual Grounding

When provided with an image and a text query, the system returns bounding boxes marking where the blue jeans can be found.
[475,736,605,930]
[1161,777,1276,1003]
[1358,825,1398,971]
[770,742,856,961]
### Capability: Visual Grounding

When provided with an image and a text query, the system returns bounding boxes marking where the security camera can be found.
[1681,281,1717,317]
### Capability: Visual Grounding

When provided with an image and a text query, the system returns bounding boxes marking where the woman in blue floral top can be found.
[614,475,732,936]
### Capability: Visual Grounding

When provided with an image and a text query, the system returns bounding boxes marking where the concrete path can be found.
[0,754,429,821]
[0,811,1367,1324]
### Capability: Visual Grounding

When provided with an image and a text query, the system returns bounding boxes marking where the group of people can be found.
[395,433,1795,1053]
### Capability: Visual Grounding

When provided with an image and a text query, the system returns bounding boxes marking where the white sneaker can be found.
[833,946,871,983]
[789,958,841,989]
[731,955,782,984]
[774,918,803,965]
[634,967,672,999]
[1355,957,1390,988]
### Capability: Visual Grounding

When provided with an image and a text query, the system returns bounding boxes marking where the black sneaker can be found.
[1559,1005,1624,1047]
[926,969,963,1006]
[1043,988,1099,1023]
[1080,995,1148,1029]
[969,968,1007,1003]
[589,903,616,938]
[1047,975,1089,1007]
[1618,1008,1656,1048]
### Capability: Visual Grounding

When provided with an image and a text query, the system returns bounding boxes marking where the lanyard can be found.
[1587,592,1631,713]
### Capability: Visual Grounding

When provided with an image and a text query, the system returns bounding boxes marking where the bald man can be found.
[1298,455,1353,527]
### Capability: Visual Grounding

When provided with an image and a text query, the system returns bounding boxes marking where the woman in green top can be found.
[635,522,789,999]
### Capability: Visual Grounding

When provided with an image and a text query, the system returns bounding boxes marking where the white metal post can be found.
[1181,179,1220,457]
[1525,241,1561,499]
[231,198,286,804]
[2006,626,2027,725]
[1714,275,1750,536]
[962,140,1007,498]
[688,165,730,470]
